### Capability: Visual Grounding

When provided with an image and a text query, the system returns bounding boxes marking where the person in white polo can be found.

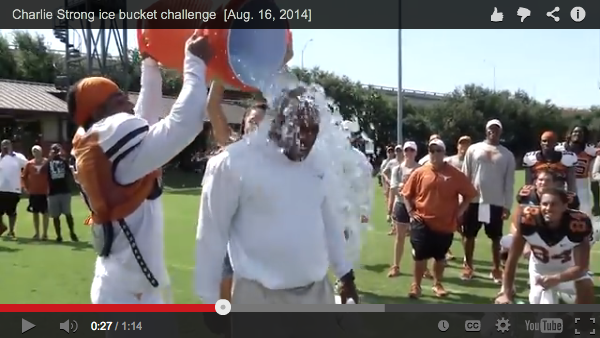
[0,139,28,237]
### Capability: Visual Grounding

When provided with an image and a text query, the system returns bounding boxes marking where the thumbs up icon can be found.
[491,7,504,22]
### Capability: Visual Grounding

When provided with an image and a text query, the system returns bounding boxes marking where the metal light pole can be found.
[483,59,496,91]
[301,38,313,69]
[397,30,403,144]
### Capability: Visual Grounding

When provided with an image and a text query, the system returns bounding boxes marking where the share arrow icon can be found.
[22,319,36,334]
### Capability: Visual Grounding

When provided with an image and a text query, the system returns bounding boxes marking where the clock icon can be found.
[438,320,450,332]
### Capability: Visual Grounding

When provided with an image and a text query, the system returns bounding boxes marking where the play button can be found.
[22,319,36,334]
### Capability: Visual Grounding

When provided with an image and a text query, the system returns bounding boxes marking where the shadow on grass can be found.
[360,290,406,304]
[9,236,93,251]
[443,276,501,289]
[0,245,20,253]
[361,288,496,304]
[362,263,390,274]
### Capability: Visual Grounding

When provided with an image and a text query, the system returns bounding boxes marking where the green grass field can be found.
[0,170,597,304]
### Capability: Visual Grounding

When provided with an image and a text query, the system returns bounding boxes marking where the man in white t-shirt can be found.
[0,139,28,237]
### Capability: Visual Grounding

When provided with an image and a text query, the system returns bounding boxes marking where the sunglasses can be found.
[403,148,416,152]
[428,148,444,153]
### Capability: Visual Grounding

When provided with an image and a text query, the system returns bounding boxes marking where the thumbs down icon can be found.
[517,7,531,22]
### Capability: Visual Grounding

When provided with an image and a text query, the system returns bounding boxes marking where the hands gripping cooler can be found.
[137,0,293,91]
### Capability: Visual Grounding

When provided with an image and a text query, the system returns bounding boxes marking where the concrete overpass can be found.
[363,85,447,107]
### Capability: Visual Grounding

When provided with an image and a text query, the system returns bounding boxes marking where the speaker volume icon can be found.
[59,320,78,334]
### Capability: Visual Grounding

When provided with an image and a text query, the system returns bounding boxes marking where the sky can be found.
[1,29,599,108]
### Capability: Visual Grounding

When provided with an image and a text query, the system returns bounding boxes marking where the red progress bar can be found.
[0,304,216,312]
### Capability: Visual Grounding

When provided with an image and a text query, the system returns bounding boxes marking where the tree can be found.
[0,33,18,79]
[4,33,597,163]
[11,31,57,83]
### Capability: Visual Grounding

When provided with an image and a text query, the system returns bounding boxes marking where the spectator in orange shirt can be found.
[21,145,49,240]
[401,139,477,299]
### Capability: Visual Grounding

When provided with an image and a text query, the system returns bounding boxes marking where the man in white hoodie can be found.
[69,33,212,303]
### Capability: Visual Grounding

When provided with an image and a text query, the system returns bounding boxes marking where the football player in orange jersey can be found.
[556,126,597,216]
[522,131,577,192]
[496,188,594,304]
[503,170,580,252]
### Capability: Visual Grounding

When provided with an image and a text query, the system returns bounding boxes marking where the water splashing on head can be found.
[236,61,372,264]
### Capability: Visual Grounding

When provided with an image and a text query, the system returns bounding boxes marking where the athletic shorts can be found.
[27,194,48,214]
[0,191,20,216]
[410,220,453,261]
[392,203,410,223]
[462,203,504,240]
[47,194,72,218]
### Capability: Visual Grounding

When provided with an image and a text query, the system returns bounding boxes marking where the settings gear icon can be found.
[496,317,511,333]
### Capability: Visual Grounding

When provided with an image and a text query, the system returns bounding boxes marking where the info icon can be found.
[570,7,586,22]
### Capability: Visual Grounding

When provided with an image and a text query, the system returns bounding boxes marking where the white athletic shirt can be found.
[195,141,351,304]
[0,152,27,193]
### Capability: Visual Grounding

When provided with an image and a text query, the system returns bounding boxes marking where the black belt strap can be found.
[117,219,160,288]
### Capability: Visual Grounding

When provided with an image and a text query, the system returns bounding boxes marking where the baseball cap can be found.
[403,141,417,151]
[428,139,446,150]
[394,144,403,151]
[31,145,42,152]
[486,119,503,129]
[458,135,472,144]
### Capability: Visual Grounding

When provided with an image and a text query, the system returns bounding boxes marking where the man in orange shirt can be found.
[402,139,477,299]
[21,145,49,240]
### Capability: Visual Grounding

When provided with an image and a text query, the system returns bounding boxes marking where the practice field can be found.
[0,171,598,304]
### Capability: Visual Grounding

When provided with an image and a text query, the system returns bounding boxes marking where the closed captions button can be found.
[570,7,585,22]
[465,320,481,332]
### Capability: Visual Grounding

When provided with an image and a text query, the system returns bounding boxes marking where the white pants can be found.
[528,271,592,304]
[91,277,164,304]
[576,179,592,216]
[232,276,335,304]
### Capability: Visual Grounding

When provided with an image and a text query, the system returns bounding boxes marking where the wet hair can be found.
[240,102,268,136]
[540,187,569,205]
